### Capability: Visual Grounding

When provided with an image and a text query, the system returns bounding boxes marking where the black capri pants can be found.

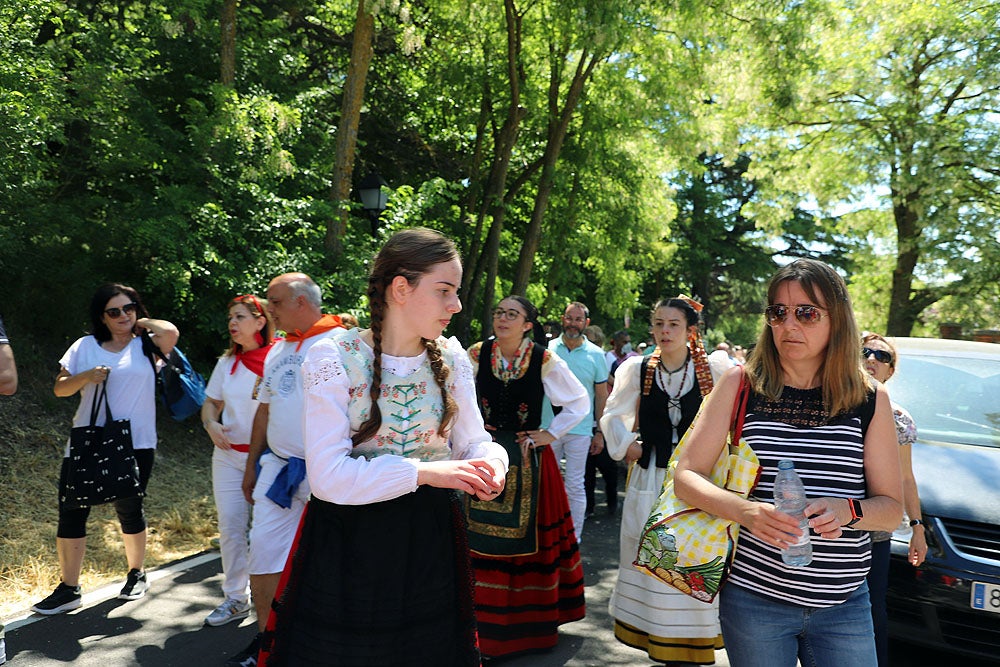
[56,448,156,538]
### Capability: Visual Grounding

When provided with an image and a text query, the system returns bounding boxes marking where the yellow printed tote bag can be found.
[634,372,759,603]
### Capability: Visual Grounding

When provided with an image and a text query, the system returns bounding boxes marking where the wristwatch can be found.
[909,518,924,527]
[845,498,864,527]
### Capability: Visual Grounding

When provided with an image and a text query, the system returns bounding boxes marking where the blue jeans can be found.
[720,582,877,667]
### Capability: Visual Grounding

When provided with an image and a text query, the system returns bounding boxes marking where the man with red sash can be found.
[228,273,343,667]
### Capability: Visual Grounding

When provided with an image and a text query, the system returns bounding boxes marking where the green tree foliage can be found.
[719,0,1000,335]
[3,0,998,371]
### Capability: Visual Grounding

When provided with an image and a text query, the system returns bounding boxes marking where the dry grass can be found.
[0,347,218,619]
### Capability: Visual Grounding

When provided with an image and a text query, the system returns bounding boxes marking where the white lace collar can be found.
[355,334,429,378]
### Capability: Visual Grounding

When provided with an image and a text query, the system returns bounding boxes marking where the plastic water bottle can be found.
[773,459,813,566]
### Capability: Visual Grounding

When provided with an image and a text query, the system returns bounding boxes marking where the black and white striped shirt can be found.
[728,386,873,608]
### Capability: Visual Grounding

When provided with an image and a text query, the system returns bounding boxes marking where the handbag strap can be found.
[89,381,115,426]
[728,368,750,452]
[141,332,168,371]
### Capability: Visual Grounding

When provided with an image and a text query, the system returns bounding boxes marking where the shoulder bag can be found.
[60,382,144,509]
[633,369,760,603]
[143,334,207,421]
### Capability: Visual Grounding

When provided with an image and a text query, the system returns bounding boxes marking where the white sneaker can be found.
[205,598,252,627]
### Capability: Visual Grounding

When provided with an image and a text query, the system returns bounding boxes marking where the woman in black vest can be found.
[600,296,728,665]
[466,295,590,660]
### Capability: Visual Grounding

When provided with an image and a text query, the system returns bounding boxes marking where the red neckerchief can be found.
[283,314,344,351]
[231,342,274,377]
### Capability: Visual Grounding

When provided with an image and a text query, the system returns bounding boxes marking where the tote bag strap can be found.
[89,381,111,426]
[728,368,750,453]
[100,380,116,423]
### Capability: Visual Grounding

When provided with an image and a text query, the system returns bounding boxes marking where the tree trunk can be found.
[324,0,375,264]
[886,188,922,336]
[452,0,525,342]
[480,213,503,339]
[220,0,237,86]
[457,73,492,301]
[511,50,601,295]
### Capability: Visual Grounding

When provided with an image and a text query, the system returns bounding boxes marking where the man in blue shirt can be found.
[541,301,608,540]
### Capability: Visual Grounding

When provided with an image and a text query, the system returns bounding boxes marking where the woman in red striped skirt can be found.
[466,295,589,660]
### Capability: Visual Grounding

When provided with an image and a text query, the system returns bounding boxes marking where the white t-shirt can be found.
[259,333,340,459]
[205,355,265,446]
[60,336,158,451]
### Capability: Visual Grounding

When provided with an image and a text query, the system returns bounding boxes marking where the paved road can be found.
[4,507,711,667]
[4,502,995,666]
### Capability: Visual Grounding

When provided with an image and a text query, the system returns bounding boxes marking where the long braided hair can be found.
[351,227,462,446]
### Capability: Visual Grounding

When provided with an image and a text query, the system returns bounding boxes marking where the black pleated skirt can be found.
[262,486,480,667]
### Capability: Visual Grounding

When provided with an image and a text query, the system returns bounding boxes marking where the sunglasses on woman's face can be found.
[862,347,893,364]
[104,303,138,318]
[764,304,825,327]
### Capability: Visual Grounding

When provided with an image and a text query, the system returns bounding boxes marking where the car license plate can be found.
[971,582,1000,613]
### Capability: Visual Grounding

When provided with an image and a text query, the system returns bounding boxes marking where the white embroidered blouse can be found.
[301,328,509,505]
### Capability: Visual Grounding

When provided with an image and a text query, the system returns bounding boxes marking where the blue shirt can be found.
[541,336,608,437]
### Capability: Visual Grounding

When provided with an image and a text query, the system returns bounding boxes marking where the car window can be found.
[891,353,1000,449]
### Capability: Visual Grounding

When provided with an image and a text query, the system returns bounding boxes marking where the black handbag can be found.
[60,381,144,510]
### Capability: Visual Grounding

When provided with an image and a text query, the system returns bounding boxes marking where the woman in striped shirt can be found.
[675,259,903,667]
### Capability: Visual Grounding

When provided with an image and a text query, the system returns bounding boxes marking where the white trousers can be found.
[212,447,251,603]
[248,452,310,575]
[549,432,592,540]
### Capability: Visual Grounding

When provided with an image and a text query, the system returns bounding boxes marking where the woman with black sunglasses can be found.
[862,333,926,667]
[675,259,903,667]
[32,283,178,616]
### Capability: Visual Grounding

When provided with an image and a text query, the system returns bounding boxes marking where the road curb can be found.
[2,551,220,633]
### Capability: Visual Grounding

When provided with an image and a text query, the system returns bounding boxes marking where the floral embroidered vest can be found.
[336,329,456,462]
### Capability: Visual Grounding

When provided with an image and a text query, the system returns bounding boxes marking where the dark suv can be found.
[885,337,1000,661]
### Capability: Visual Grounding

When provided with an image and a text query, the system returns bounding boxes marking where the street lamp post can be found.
[358,171,388,237]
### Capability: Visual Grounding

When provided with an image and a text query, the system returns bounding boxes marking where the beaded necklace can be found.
[656,351,691,411]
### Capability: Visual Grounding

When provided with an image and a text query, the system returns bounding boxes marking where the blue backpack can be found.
[143,335,207,421]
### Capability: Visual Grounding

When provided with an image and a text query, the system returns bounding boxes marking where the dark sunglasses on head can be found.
[862,347,893,364]
[764,304,825,327]
[493,308,525,321]
[104,303,138,318]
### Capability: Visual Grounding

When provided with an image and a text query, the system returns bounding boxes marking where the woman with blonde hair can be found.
[675,259,903,667]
